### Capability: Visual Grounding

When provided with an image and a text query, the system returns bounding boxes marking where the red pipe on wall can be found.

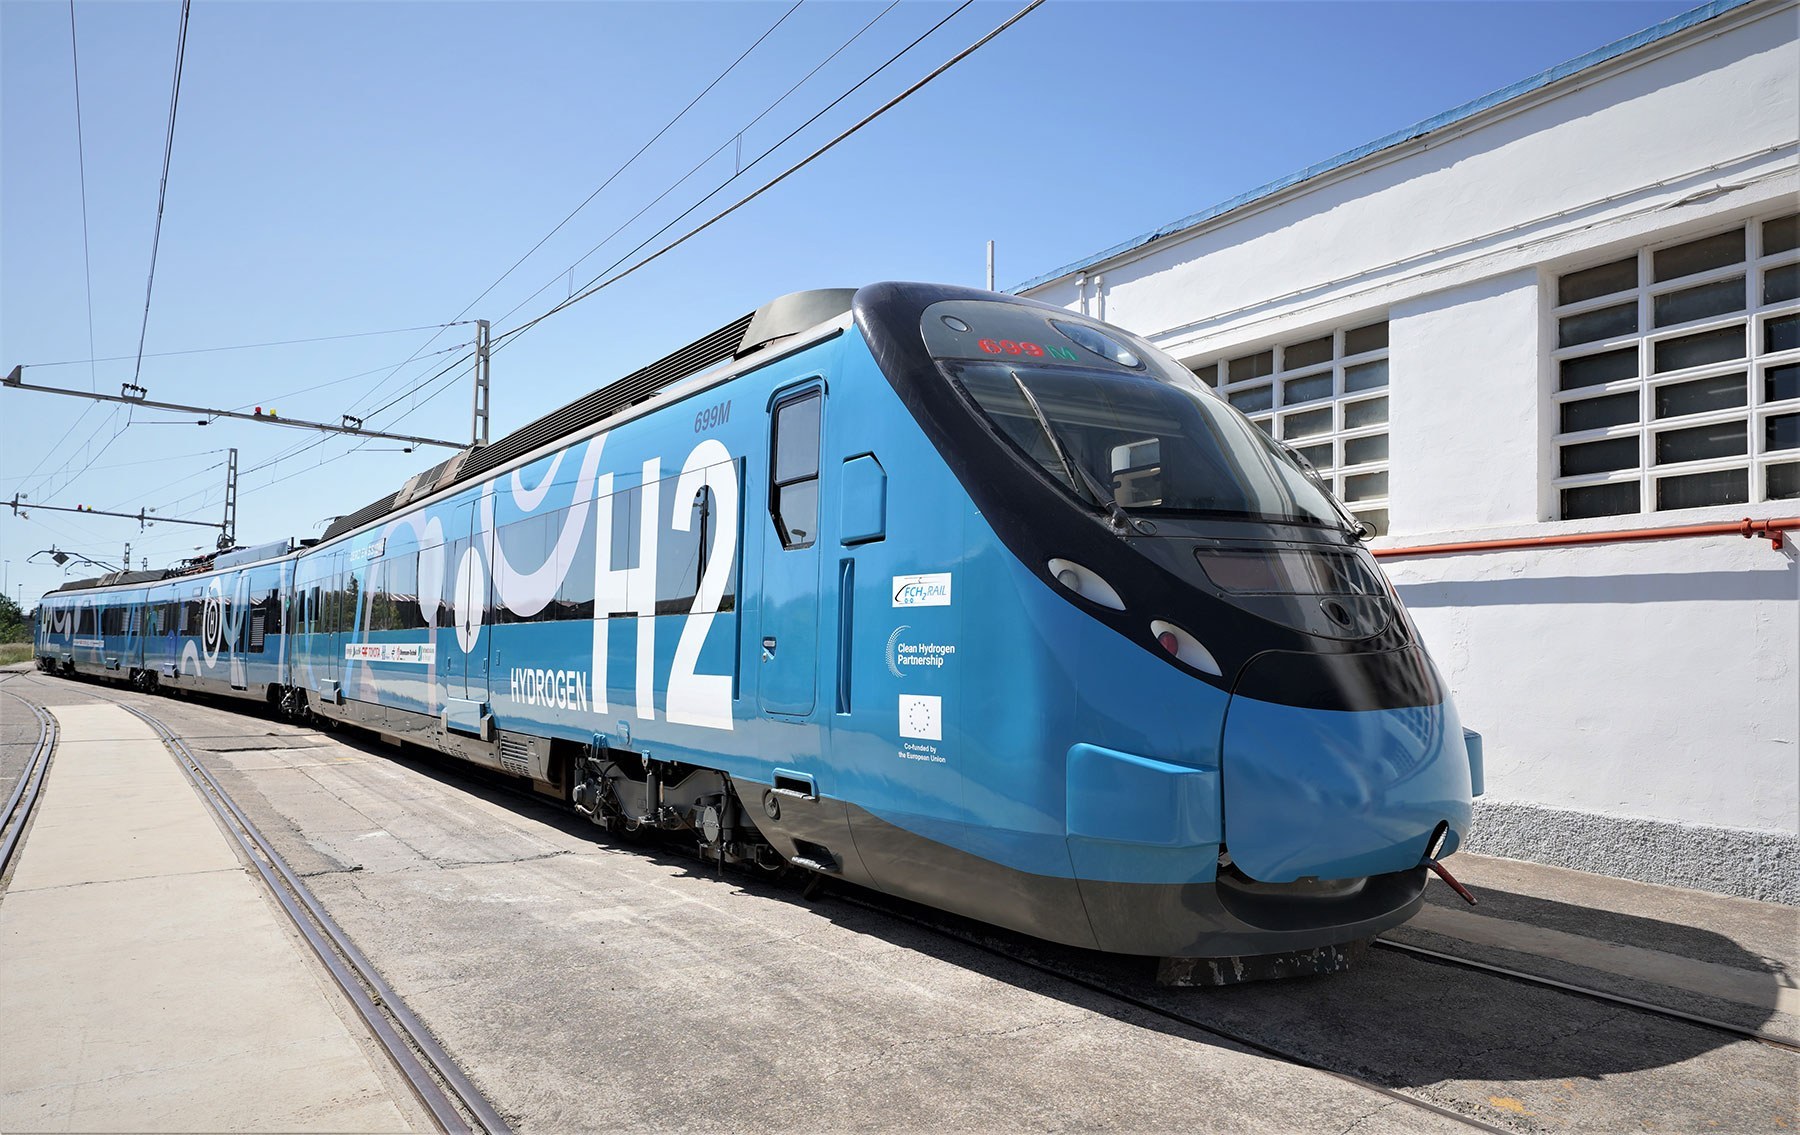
[1371,516,1799,560]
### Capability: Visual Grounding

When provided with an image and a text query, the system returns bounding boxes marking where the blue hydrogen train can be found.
[33,283,1482,981]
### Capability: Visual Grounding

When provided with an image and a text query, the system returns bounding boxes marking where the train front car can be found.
[852,282,1480,981]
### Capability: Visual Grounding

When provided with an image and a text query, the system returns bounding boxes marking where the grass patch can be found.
[0,642,36,667]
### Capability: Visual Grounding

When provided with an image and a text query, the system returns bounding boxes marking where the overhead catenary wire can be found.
[131,0,192,388]
[31,2,1045,553]
[140,354,474,530]
[492,0,910,332]
[0,448,227,485]
[29,406,131,503]
[148,1,1036,539]
[338,3,812,427]
[449,0,808,331]
[221,339,473,416]
[26,321,476,370]
[18,0,194,515]
[68,1,97,394]
[496,0,1045,350]
[9,404,99,498]
[102,458,227,515]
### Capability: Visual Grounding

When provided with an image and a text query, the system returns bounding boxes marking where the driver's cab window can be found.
[770,391,821,549]
[1110,438,1163,507]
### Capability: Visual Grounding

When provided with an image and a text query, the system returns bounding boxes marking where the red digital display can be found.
[977,338,1046,357]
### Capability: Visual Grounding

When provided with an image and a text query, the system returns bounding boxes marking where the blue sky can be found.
[0,0,1697,604]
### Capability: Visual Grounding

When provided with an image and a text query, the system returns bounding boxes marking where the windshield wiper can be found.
[1010,371,1151,536]
[1278,441,1370,543]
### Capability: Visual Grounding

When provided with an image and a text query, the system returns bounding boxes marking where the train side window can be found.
[441,539,465,627]
[500,513,556,623]
[79,606,96,636]
[770,391,821,549]
[658,485,707,615]
[659,480,737,614]
[388,553,423,631]
[555,505,596,622]
[368,561,391,632]
[605,485,641,620]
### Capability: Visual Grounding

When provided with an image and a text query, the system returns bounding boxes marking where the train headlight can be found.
[1149,619,1221,676]
[1047,558,1125,611]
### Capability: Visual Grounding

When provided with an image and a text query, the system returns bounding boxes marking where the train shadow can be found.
[792,880,1789,1092]
[286,730,1786,1092]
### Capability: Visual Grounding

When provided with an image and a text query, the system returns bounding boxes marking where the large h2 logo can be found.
[591,438,739,731]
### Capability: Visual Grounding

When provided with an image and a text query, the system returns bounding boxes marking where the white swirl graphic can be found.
[481,435,607,619]
[509,450,567,511]
[454,546,486,654]
[416,515,446,628]
[201,579,224,668]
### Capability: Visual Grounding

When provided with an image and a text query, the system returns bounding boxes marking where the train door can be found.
[321,554,343,689]
[759,385,823,716]
[440,502,489,732]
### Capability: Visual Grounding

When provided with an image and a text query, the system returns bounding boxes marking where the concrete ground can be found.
[0,668,44,814]
[0,696,434,1133]
[2,668,1796,1133]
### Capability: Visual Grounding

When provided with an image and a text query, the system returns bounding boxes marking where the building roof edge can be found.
[1011,0,1761,294]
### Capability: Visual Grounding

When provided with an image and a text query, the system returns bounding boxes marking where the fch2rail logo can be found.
[892,572,952,607]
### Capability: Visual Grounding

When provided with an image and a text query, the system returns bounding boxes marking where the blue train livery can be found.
[33,282,1482,979]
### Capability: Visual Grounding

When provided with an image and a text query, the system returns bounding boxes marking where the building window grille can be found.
[1190,320,1390,534]
[1552,214,1799,519]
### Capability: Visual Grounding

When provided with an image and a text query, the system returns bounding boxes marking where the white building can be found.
[1018,0,1799,902]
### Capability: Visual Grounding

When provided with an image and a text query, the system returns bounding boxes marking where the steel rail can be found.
[0,687,57,878]
[818,890,1513,1134]
[83,689,511,1135]
[1373,937,1800,1053]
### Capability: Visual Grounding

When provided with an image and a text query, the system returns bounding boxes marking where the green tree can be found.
[0,593,30,644]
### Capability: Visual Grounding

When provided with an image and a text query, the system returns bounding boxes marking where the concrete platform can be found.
[0,702,431,1133]
[1,671,1794,1133]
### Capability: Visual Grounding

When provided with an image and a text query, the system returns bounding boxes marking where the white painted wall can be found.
[1390,534,1798,834]
[1388,271,1544,533]
[1022,0,1800,855]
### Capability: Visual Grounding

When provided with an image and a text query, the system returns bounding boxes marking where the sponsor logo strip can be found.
[344,642,437,664]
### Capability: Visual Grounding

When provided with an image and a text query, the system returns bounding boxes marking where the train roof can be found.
[320,288,856,543]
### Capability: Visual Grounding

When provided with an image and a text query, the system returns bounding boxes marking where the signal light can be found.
[1149,619,1222,676]
[1046,558,1125,610]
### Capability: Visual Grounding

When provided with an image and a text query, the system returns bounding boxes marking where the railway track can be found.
[0,686,57,879]
[821,888,1517,1134]
[2,676,510,1135]
[9,670,1793,1131]
[1371,937,1800,1053]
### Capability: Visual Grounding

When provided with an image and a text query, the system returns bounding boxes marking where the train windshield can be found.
[944,359,1344,529]
[922,298,1346,530]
